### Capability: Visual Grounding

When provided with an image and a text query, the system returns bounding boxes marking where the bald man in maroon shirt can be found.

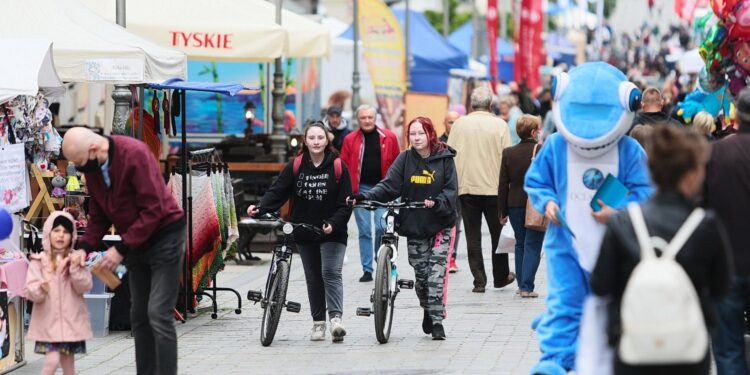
[63,127,185,375]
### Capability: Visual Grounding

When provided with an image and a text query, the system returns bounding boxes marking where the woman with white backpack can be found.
[591,125,732,375]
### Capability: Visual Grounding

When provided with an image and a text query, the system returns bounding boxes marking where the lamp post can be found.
[270,0,287,162]
[443,0,449,37]
[351,0,361,113]
[111,0,131,135]
[405,0,410,89]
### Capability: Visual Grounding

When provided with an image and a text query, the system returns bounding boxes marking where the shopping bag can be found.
[576,295,614,375]
[496,223,516,254]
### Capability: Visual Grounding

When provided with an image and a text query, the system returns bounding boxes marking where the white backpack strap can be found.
[664,208,705,259]
[627,203,656,259]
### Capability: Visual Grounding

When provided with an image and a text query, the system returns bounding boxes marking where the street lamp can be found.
[270,0,288,162]
[351,0,361,113]
[111,0,131,135]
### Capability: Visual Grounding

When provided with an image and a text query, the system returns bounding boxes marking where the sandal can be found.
[520,291,539,298]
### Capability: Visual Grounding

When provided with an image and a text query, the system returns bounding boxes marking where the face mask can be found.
[75,153,100,173]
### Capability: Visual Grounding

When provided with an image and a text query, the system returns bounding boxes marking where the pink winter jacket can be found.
[24,211,93,342]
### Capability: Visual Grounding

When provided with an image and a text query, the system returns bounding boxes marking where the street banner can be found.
[487,0,499,93]
[358,0,406,134]
[514,0,544,92]
[674,0,708,21]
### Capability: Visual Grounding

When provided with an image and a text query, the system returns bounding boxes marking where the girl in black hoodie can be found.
[247,122,352,343]
[352,116,458,340]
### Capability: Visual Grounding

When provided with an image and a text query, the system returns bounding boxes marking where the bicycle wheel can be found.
[260,260,290,346]
[373,245,395,344]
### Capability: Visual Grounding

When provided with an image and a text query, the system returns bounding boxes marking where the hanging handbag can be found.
[524,144,548,231]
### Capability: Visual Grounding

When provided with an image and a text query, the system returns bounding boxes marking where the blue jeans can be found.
[712,275,750,375]
[354,184,386,273]
[508,207,544,292]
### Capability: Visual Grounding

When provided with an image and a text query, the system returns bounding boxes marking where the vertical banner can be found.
[487,0,499,93]
[514,0,544,92]
[358,0,406,134]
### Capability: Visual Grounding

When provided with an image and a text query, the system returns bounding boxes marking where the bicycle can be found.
[246,212,323,346]
[353,200,426,343]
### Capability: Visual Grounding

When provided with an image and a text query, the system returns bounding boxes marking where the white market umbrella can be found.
[0,40,64,104]
[1,0,186,83]
[81,0,331,61]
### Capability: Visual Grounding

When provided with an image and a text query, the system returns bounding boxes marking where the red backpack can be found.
[292,154,343,183]
[284,155,343,219]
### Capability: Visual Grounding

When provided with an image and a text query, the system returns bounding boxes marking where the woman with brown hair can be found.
[247,122,353,343]
[499,115,545,298]
[591,125,732,374]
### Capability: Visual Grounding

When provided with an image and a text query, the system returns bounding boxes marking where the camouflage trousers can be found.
[407,227,453,324]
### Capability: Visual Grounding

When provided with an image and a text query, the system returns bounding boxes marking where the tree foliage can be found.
[424,0,472,35]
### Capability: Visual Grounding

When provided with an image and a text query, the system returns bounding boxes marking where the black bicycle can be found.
[354,200,426,343]
[246,213,323,346]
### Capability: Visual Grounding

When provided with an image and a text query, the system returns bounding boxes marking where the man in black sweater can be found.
[631,87,680,127]
[705,88,750,375]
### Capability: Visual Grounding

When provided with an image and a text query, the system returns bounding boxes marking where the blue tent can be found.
[340,10,468,94]
[448,22,514,82]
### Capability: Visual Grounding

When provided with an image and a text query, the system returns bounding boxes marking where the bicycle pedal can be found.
[397,279,414,289]
[247,290,262,303]
[356,307,372,317]
[286,301,301,313]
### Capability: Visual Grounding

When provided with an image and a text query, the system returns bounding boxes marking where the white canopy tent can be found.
[1,0,186,83]
[0,40,64,104]
[81,0,331,60]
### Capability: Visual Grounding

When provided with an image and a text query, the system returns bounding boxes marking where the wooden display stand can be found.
[24,164,63,222]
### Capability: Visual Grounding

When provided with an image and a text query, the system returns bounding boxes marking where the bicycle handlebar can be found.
[254,212,324,236]
[352,200,427,210]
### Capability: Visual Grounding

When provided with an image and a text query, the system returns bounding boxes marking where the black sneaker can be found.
[422,310,432,334]
[432,323,446,340]
[359,272,373,282]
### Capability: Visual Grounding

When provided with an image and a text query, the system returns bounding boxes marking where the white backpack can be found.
[619,203,708,365]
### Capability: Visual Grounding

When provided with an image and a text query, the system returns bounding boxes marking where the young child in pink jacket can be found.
[24,211,92,375]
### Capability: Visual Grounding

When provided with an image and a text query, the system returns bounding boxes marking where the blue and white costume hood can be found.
[524,62,653,375]
[552,62,641,158]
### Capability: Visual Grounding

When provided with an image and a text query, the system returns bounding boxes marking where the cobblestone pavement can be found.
[16,219,546,374]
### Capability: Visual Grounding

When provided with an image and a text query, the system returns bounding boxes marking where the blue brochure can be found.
[590,174,629,212]
[556,211,575,238]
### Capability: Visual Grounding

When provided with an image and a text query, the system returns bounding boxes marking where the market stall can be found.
[80,0,330,61]
[1,0,186,83]
[0,39,65,374]
[143,79,249,320]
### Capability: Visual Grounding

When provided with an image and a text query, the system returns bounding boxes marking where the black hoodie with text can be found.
[364,146,458,239]
[259,150,353,245]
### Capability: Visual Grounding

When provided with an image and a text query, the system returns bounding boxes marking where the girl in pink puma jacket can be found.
[24,211,92,375]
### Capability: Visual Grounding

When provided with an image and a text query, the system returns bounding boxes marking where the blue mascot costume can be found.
[524,62,653,375]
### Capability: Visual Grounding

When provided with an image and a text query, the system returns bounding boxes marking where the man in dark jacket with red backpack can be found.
[340,105,401,282]
[63,127,185,375]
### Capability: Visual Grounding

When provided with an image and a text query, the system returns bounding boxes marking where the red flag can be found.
[675,0,709,21]
[514,0,544,92]
[487,0,499,93]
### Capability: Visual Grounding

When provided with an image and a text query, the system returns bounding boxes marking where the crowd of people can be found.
[23,59,750,375]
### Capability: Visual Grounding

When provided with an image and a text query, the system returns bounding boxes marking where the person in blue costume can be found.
[524,62,654,375]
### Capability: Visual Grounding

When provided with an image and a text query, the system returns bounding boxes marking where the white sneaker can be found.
[330,317,346,343]
[310,321,326,341]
